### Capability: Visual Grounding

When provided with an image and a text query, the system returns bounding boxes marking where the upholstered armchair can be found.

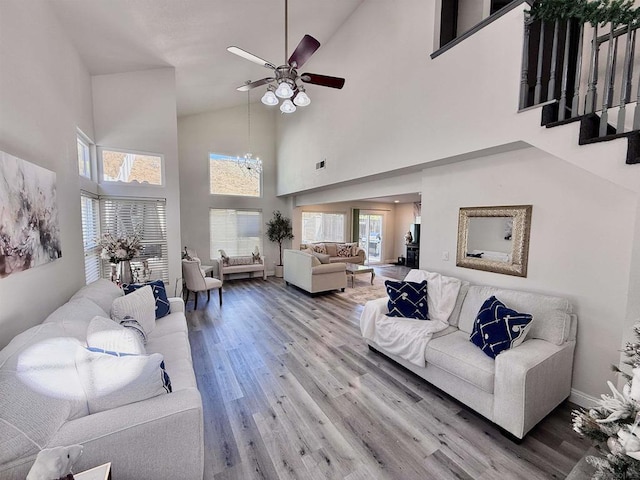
[182,259,222,309]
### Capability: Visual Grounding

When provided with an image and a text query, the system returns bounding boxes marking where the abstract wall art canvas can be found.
[0,151,62,278]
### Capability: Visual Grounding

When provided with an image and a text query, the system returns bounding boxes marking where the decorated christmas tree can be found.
[572,323,640,479]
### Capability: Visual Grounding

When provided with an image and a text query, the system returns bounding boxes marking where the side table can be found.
[74,462,111,480]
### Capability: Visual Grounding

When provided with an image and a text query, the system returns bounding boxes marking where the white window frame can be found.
[97,146,165,187]
[301,211,347,243]
[209,208,263,259]
[77,129,95,180]
[80,192,101,284]
[209,153,262,198]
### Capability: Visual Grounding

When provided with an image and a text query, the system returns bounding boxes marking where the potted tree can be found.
[266,210,294,278]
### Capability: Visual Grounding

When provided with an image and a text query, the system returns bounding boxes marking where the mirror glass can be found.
[456,205,532,277]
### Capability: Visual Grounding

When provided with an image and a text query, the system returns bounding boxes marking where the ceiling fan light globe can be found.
[280,99,297,113]
[275,82,294,98]
[261,90,279,106]
[293,91,311,107]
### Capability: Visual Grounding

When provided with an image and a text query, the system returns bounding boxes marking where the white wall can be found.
[277,1,640,195]
[91,68,182,291]
[420,147,636,399]
[0,1,95,348]
[178,104,289,274]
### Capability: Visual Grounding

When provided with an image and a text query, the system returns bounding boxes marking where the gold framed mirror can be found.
[456,205,532,277]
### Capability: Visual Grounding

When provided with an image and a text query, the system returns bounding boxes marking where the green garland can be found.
[528,0,639,26]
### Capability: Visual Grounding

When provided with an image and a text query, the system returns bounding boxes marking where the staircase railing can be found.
[520,14,640,138]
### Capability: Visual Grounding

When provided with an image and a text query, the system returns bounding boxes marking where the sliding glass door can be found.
[358,213,383,264]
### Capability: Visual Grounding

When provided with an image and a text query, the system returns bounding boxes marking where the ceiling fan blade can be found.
[236,78,275,91]
[288,34,321,68]
[227,46,276,70]
[300,73,345,89]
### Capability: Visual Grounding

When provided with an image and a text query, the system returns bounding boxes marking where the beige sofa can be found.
[361,269,577,440]
[300,242,365,265]
[284,249,347,294]
[0,279,203,479]
[215,255,267,280]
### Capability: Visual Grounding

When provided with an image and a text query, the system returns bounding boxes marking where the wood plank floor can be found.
[186,266,591,480]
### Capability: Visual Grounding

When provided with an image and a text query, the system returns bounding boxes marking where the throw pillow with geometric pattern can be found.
[313,243,327,254]
[122,280,171,319]
[385,280,429,320]
[336,244,351,257]
[469,296,533,359]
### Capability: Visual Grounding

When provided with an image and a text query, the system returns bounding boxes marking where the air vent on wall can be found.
[316,159,326,170]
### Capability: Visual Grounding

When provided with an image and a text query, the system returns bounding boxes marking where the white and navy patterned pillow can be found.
[120,315,147,345]
[385,280,429,320]
[122,280,170,319]
[469,296,533,359]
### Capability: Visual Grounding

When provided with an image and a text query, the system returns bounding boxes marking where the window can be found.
[77,132,93,178]
[210,209,262,258]
[100,148,163,185]
[80,193,101,284]
[301,212,346,243]
[209,153,261,197]
[100,197,168,283]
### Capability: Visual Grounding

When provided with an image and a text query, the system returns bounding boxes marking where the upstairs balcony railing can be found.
[520,14,640,138]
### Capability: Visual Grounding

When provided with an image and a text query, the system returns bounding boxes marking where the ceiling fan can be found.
[227,0,345,113]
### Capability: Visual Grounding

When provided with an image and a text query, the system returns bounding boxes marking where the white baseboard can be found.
[569,389,599,408]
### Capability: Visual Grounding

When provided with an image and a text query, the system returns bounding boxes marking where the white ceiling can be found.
[361,193,422,204]
[49,0,364,117]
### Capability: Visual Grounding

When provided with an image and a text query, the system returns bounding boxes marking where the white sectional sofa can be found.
[284,249,347,294]
[0,279,203,479]
[360,269,577,440]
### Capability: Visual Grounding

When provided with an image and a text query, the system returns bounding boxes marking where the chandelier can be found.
[238,86,262,175]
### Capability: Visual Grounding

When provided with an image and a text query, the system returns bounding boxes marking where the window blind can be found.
[209,209,262,258]
[81,192,101,284]
[100,197,168,283]
[301,212,346,243]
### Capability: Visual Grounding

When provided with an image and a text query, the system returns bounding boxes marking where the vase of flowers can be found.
[572,323,640,479]
[99,231,141,284]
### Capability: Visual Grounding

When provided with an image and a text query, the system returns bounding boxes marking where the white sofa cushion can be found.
[425,330,496,393]
[87,316,146,355]
[0,370,77,465]
[43,297,109,341]
[70,279,123,314]
[458,286,572,345]
[75,347,171,414]
[111,285,156,335]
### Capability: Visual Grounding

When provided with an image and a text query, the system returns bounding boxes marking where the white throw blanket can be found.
[359,271,462,367]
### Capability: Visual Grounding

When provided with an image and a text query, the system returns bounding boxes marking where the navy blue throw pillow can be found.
[122,280,170,319]
[469,296,533,359]
[385,280,429,320]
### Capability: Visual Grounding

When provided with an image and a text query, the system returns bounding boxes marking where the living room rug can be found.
[335,274,391,305]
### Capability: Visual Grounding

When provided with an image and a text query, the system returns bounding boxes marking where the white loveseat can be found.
[0,279,203,479]
[360,269,577,440]
[284,249,347,294]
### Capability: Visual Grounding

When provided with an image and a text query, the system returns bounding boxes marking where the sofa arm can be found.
[169,297,185,313]
[312,263,346,274]
[48,388,203,480]
[494,339,575,439]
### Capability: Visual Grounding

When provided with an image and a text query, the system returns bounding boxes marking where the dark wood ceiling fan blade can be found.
[288,34,320,68]
[300,73,345,89]
[227,46,276,70]
[236,78,275,91]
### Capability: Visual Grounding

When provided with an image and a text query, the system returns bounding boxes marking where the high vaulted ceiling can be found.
[49,0,364,117]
